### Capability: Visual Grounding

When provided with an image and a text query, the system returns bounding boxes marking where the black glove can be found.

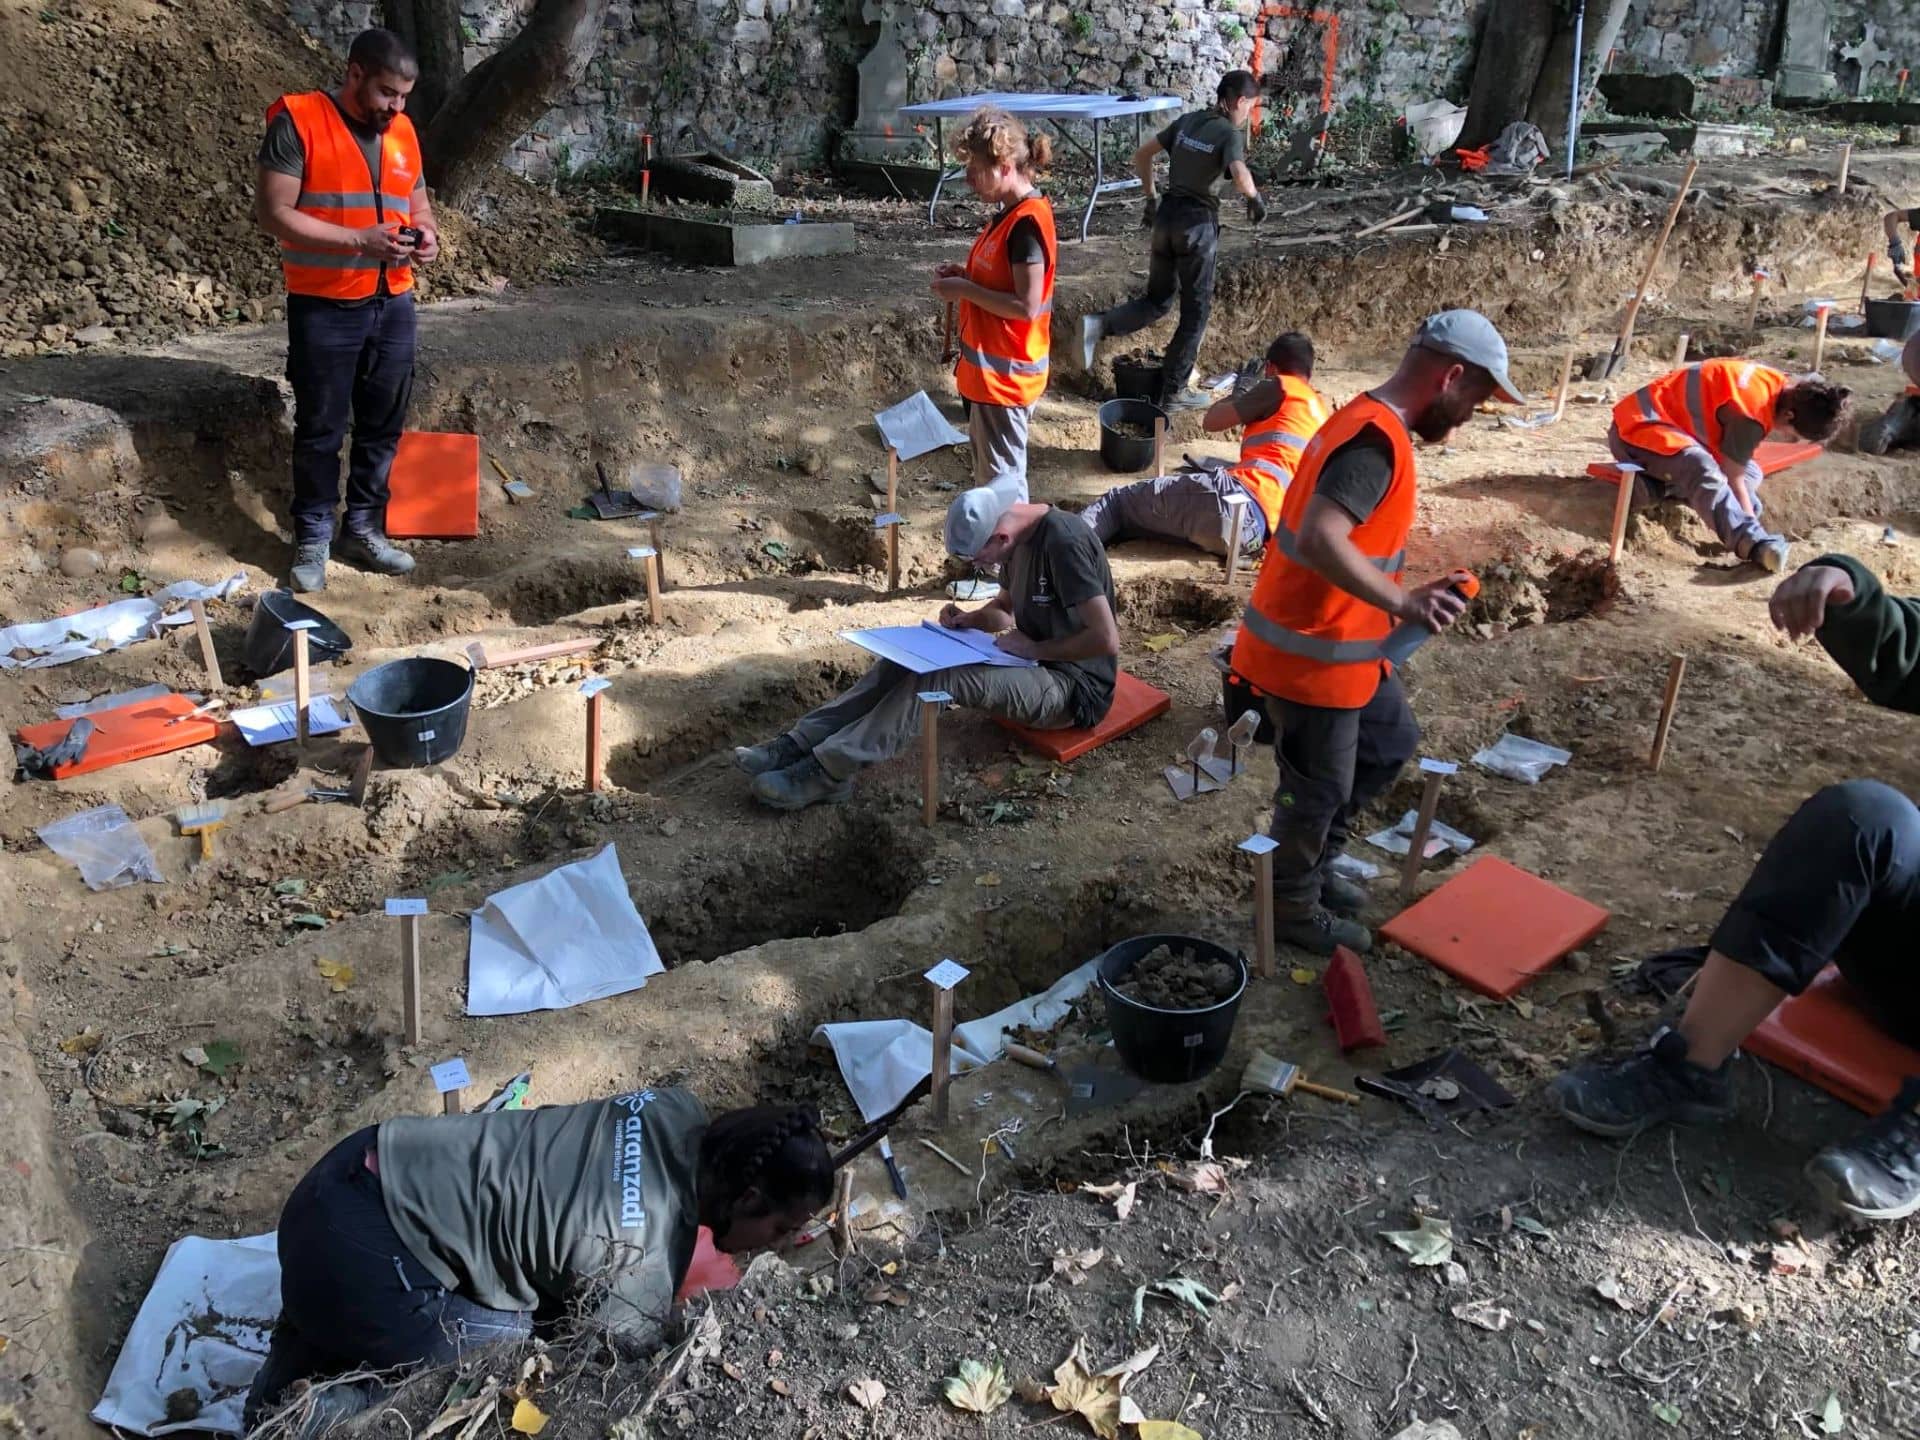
[1892,234,1910,264]
[1246,192,1268,225]
[1141,195,1158,229]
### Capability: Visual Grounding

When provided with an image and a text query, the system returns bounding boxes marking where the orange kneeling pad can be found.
[1587,439,1824,486]
[386,431,480,540]
[15,693,221,779]
[994,671,1170,763]
[1745,968,1920,1115]
[1381,856,1611,1000]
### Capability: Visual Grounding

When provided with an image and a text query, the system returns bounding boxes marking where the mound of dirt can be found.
[1468,546,1617,630]
[1115,943,1238,1010]
[0,0,588,358]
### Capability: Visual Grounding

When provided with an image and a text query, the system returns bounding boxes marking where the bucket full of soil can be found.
[347,657,474,768]
[1096,935,1248,1084]
[243,590,351,679]
[1111,352,1164,402]
[1865,297,1920,341]
[1098,398,1169,473]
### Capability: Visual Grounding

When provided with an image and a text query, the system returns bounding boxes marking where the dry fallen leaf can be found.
[767,1348,783,1368]
[1381,1214,1454,1267]
[1288,967,1316,985]
[846,1377,886,1411]
[1169,1163,1229,1195]
[942,1357,1012,1415]
[508,1397,549,1436]
[1098,1342,1160,1383]
[720,1360,745,1381]
[58,1028,104,1056]
[1049,1342,1122,1439]
[1143,632,1180,652]
[1080,1180,1138,1220]
[974,872,1001,888]
[1051,1247,1106,1285]
[1014,1376,1051,1405]
[314,956,354,992]
[1450,1298,1513,1332]
[769,1378,792,1397]
[1594,1275,1633,1309]
[420,1380,502,1440]
[1138,1422,1205,1440]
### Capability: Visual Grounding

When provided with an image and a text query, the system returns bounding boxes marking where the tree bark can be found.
[422,0,611,206]
[1525,0,1634,152]
[384,0,466,129]
[1459,0,1559,150]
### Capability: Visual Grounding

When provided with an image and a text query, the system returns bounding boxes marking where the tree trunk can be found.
[1459,0,1559,150]
[384,0,465,129]
[422,0,611,206]
[1525,0,1634,153]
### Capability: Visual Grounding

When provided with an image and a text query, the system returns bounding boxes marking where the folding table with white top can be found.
[898,92,1185,241]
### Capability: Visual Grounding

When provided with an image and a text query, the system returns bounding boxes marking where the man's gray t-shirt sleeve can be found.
[1230,377,1281,427]
[259,112,305,178]
[1313,426,1396,523]
[1222,126,1247,167]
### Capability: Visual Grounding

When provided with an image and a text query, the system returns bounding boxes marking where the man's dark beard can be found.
[1413,390,1476,442]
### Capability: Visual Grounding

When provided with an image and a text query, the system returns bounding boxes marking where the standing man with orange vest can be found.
[256,28,436,594]
[1078,331,1329,557]
[1608,359,1853,574]
[1231,312,1524,954]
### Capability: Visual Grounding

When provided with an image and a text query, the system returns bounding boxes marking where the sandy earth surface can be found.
[4,150,1920,1439]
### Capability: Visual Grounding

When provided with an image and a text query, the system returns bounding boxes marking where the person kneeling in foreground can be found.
[1553,781,1920,1221]
[736,489,1119,810]
[244,1091,830,1432]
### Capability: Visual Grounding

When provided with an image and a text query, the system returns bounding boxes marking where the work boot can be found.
[1320,869,1369,916]
[1804,1079,1920,1221]
[1859,397,1920,456]
[1164,387,1214,412]
[338,528,416,577]
[1275,906,1371,956]
[1081,314,1104,370]
[733,734,805,776]
[289,541,330,594]
[1549,1027,1734,1139]
[1752,538,1790,574]
[750,756,853,811]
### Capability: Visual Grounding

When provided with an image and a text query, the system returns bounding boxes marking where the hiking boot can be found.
[1859,398,1920,457]
[289,541,330,594]
[1550,1027,1734,1139]
[1164,387,1214,412]
[1320,869,1369,916]
[1752,538,1790,574]
[733,734,805,776]
[338,528,416,577]
[1275,906,1371,956]
[750,756,853,811]
[1081,314,1104,370]
[1804,1079,1920,1221]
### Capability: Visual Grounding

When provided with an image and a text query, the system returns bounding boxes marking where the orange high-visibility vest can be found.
[1230,395,1417,710]
[266,92,421,301]
[1229,371,1333,535]
[955,194,1056,408]
[1614,359,1787,465]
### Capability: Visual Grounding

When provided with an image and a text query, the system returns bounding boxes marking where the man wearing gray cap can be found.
[734,487,1120,810]
[1230,310,1524,954]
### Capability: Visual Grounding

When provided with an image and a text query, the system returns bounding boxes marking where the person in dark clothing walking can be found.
[256,28,435,594]
[1082,72,1267,411]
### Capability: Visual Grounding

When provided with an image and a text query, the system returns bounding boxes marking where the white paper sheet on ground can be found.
[92,1231,279,1436]
[1365,809,1477,858]
[466,844,665,1015]
[1471,732,1572,784]
[873,391,969,461]
[814,958,1100,1120]
[232,695,353,747]
[0,574,244,669]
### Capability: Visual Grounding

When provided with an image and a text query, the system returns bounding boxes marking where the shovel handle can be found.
[1294,1079,1362,1105]
[1004,1043,1056,1071]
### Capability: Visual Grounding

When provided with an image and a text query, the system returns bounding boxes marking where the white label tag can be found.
[417,728,436,741]
[284,619,319,632]
[1237,834,1279,855]
[924,958,971,990]
[873,512,906,528]
[625,546,658,560]
[385,897,427,917]
[916,690,953,704]
[1182,1032,1205,1048]
[431,1058,470,1093]
[580,676,612,698]
[1418,758,1459,775]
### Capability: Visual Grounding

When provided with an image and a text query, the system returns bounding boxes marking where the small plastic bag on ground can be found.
[1471,732,1572,784]
[625,462,682,513]
[37,803,163,890]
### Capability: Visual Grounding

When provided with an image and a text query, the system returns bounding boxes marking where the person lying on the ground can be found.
[244,1093,831,1434]
[1859,330,1920,456]
[1081,331,1331,558]
[1884,204,1918,284]
[735,489,1119,811]
[1607,359,1853,573]
[1769,554,1920,714]
[1552,780,1920,1223]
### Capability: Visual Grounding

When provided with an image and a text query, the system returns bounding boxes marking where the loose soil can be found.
[1115,943,1240,1011]
[7,141,1920,1440]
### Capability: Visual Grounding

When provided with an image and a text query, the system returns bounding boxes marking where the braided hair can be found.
[699,1105,833,1225]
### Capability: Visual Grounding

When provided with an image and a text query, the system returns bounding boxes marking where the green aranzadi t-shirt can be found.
[1157,109,1247,211]
[376,1087,708,1340]
[1009,508,1118,728]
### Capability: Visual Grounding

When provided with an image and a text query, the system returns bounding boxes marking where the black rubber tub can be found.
[347,657,474,768]
[1865,297,1920,341]
[243,590,351,678]
[1096,934,1249,1084]
[1097,397,1169,473]
[1111,353,1164,401]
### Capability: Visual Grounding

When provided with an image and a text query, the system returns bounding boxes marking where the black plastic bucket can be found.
[1111,353,1164,401]
[1096,935,1248,1084]
[244,590,352,678]
[347,657,474,768]
[1098,397,1169,473]
[1865,297,1920,341]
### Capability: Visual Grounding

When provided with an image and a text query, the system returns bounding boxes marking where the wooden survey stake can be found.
[432,1057,469,1115]
[1608,462,1640,568]
[1223,492,1251,586]
[1551,347,1576,423]
[581,676,610,791]
[1151,414,1166,477]
[886,449,902,592]
[917,690,949,827]
[1837,142,1852,195]
[648,515,669,591]
[1746,270,1768,340]
[1672,332,1690,369]
[1649,653,1687,773]
[286,619,317,748]
[1812,302,1833,373]
[627,546,662,625]
[1239,834,1278,980]
[924,958,969,1126]
[388,898,427,1045]
[1399,759,1454,904]
[188,599,223,689]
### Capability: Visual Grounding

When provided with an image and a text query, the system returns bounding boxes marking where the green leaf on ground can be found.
[288,913,328,929]
[1651,1401,1682,1426]
[272,878,307,896]
[197,1039,243,1077]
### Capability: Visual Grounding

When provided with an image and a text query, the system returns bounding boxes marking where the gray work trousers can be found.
[1264,671,1420,914]
[969,402,1033,496]
[1607,424,1778,559]
[787,658,1074,780]
[1079,470,1266,557]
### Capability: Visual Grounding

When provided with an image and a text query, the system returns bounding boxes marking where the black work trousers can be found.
[287,291,416,546]
[1099,194,1220,407]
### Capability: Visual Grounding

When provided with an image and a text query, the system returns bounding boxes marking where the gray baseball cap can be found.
[944,486,1012,558]
[1415,309,1526,405]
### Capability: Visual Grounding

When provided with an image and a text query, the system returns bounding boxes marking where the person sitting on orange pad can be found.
[1607,360,1852,573]
[1553,780,1920,1222]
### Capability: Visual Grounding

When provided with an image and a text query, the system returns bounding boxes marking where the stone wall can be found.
[1613,0,1918,94]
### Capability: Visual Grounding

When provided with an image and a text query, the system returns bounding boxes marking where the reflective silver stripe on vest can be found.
[1684,362,1708,438]
[1245,458,1291,484]
[1239,603,1387,663]
[1267,520,1405,574]
[1244,429,1314,451]
[957,341,1049,377]
[295,191,411,215]
[279,249,384,270]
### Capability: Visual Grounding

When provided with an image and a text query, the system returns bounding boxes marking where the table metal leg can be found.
[1081,117,1103,242]
[926,118,947,223]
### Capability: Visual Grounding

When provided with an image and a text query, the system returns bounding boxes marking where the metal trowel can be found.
[585,461,655,520]
[1006,1043,1145,1114]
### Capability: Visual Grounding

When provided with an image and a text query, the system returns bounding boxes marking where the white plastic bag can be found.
[37,804,163,890]
[1471,733,1572,784]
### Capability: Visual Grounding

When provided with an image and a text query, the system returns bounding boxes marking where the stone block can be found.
[991,0,1024,14]
[734,16,772,42]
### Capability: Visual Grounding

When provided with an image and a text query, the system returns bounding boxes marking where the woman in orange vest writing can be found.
[255,28,436,595]
[1079,331,1331,558]
[930,109,1057,517]
[1608,359,1852,574]
[1230,312,1524,956]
